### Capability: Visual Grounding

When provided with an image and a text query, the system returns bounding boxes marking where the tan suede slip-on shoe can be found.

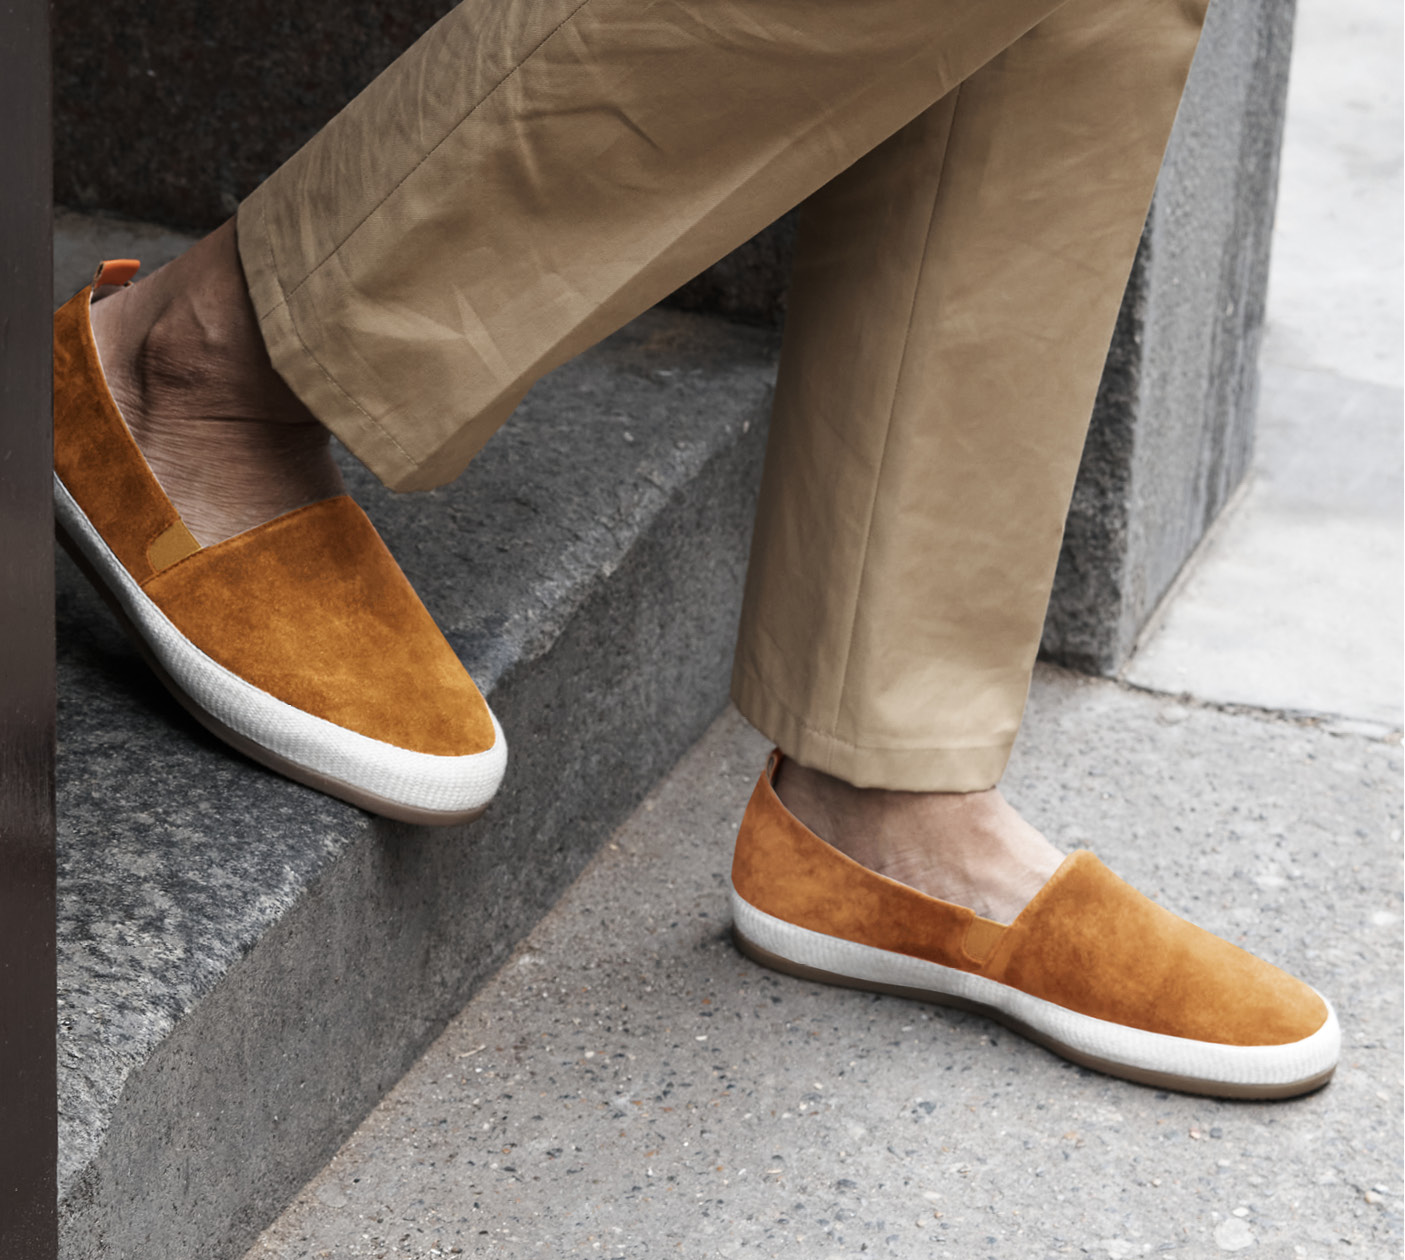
[730,753,1339,1099]
[53,261,507,825]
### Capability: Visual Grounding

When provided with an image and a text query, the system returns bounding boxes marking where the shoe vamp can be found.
[990,854,1328,1046]
[143,496,495,756]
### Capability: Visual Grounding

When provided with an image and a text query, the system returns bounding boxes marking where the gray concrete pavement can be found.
[1124,0,1404,725]
[1255,0,1402,392]
[245,693,1401,1259]
[1122,363,1402,729]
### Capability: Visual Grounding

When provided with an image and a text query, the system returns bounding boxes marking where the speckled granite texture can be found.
[56,307,780,1258]
[53,0,451,225]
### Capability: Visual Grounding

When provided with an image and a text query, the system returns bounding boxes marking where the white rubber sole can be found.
[731,887,1339,1099]
[56,474,507,825]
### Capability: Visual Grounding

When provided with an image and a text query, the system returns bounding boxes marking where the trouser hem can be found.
[730,660,1015,793]
[235,194,426,491]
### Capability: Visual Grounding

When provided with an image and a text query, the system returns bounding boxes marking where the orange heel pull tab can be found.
[93,259,141,289]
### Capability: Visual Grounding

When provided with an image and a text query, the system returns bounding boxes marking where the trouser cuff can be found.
[235,193,427,491]
[730,662,1015,793]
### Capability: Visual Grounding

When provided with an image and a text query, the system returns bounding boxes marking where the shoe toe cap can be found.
[995,853,1332,1049]
[145,496,497,757]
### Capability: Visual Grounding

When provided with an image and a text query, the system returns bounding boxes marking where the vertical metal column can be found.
[0,0,58,1254]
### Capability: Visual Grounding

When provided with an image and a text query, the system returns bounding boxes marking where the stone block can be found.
[1042,0,1296,671]
[56,286,780,1257]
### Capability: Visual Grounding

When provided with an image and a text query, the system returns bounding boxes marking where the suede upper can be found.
[54,282,496,758]
[144,497,497,755]
[53,287,193,586]
[732,755,1330,1047]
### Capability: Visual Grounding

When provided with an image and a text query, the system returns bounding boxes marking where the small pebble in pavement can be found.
[1214,1217,1256,1252]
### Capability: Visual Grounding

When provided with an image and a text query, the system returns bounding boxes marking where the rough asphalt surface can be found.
[245,676,1402,1259]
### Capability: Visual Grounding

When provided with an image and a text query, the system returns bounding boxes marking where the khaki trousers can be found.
[238,0,1209,791]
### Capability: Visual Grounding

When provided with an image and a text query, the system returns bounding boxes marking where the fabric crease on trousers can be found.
[237,0,1211,792]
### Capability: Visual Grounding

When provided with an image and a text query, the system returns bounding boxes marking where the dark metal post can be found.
[0,0,58,1253]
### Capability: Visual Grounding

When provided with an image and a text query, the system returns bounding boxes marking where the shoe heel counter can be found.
[730,765,782,909]
[730,755,983,971]
[53,286,185,584]
[730,758,880,937]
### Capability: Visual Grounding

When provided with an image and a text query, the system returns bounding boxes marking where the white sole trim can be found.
[56,475,507,822]
[731,886,1339,1098]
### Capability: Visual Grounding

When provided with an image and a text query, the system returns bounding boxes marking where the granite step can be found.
[54,213,780,1259]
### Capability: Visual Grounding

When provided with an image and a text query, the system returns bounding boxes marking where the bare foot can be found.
[773,759,1064,924]
[87,219,344,546]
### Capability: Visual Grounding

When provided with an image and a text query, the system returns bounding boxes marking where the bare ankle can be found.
[87,219,343,546]
[91,219,314,431]
[773,755,1063,923]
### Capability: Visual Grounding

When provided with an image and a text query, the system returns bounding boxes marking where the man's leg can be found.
[717,0,1335,1100]
[85,0,1200,845]
[722,0,1334,1099]
[89,223,342,545]
[731,0,1208,922]
[88,0,1074,547]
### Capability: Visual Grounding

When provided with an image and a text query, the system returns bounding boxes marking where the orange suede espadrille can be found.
[731,753,1339,1098]
[53,262,506,824]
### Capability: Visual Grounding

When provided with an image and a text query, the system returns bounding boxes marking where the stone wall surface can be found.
[53,0,448,223]
[1042,0,1296,671]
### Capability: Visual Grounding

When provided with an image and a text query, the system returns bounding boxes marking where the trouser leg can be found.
[237,0,1068,492]
[731,0,1209,791]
